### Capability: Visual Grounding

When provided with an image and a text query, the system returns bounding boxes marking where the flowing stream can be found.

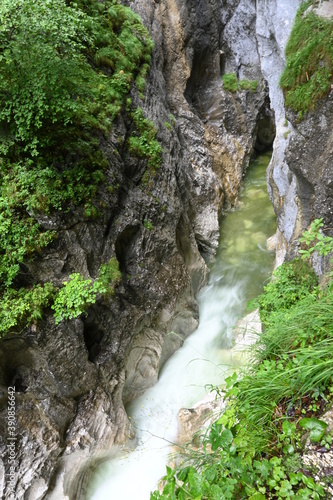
[87,151,276,500]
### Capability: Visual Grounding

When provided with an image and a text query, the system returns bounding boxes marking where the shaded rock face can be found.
[0,1,280,498]
[274,98,333,272]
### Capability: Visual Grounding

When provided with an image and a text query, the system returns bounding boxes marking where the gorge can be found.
[86,151,276,499]
[0,0,333,499]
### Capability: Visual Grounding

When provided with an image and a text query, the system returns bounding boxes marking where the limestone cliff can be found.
[259,0,333,269]
[4,0,331,498]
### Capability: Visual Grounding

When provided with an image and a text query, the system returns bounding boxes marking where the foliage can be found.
[222,73,238,92]
[152,436,325,499]
[222,73,258,93]
[239,79,258,92]
[0,257,121,333]
[0,0,154,336]
[143,219,154,231]
[96,257,122,296]
[280,0,333,116]
[129,107,162,170]
[52,258,121,324]
[0,283,55,336]
[299,218,333,260]
[164,121,173,132]
[52,273,102,324]
[298,418,328,444]
[252,259,318,327]
[0,0,92,156]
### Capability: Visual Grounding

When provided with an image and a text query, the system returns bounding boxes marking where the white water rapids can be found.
[87,152,276,500]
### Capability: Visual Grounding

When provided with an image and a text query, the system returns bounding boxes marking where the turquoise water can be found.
[87,151,276,500]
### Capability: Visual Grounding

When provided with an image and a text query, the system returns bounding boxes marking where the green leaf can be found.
[282,420,297,437]
[302,476,316,490]
[248,494,266,500]
[177,466,193,482]
[204,465,217,484]
[299,418,328,443]
[282,444,295,454]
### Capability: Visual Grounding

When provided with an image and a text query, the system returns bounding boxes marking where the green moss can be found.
[164,121,173,132]
[280,1,333,115]
[223,73,258,93]
[222,72,238,92]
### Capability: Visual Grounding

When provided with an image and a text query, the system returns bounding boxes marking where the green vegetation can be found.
[299,218,333,261]
[252,258,318,326]
[0,283,55,335]
[143,219,154,231]
[0,1,157,336]
[164,121,173,132]
[0,259,121,335]
[129,107,162,171]
[222,73,258,93]
[151,222,333,499]
[52,258,121,324]
[280,0,333,116]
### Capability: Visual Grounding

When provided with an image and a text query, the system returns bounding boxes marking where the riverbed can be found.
[87,151,276,500]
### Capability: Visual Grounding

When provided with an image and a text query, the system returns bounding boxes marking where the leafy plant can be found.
[143,219,154,231]
[222,72,238,92]
[0,283,55,336]
[299,418,328,444]
[164,121,173,132]
[252,258,318,327]
[97,257,122,296]
[222,73,258,93]
[52,259,121,324]
[129,107,162,171]
[299,218,333,260]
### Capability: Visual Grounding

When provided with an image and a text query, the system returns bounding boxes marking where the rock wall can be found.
[257,0,333,269]
[0,0,309,498]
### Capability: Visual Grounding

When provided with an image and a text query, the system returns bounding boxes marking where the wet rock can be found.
[0,1,302,498]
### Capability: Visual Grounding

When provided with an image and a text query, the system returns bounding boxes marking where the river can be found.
[87,151,276,500]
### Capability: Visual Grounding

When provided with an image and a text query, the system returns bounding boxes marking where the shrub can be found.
[299,218,333,260]
[129,108,162,170]
[254,259,318,327]
[52,259,121,324]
